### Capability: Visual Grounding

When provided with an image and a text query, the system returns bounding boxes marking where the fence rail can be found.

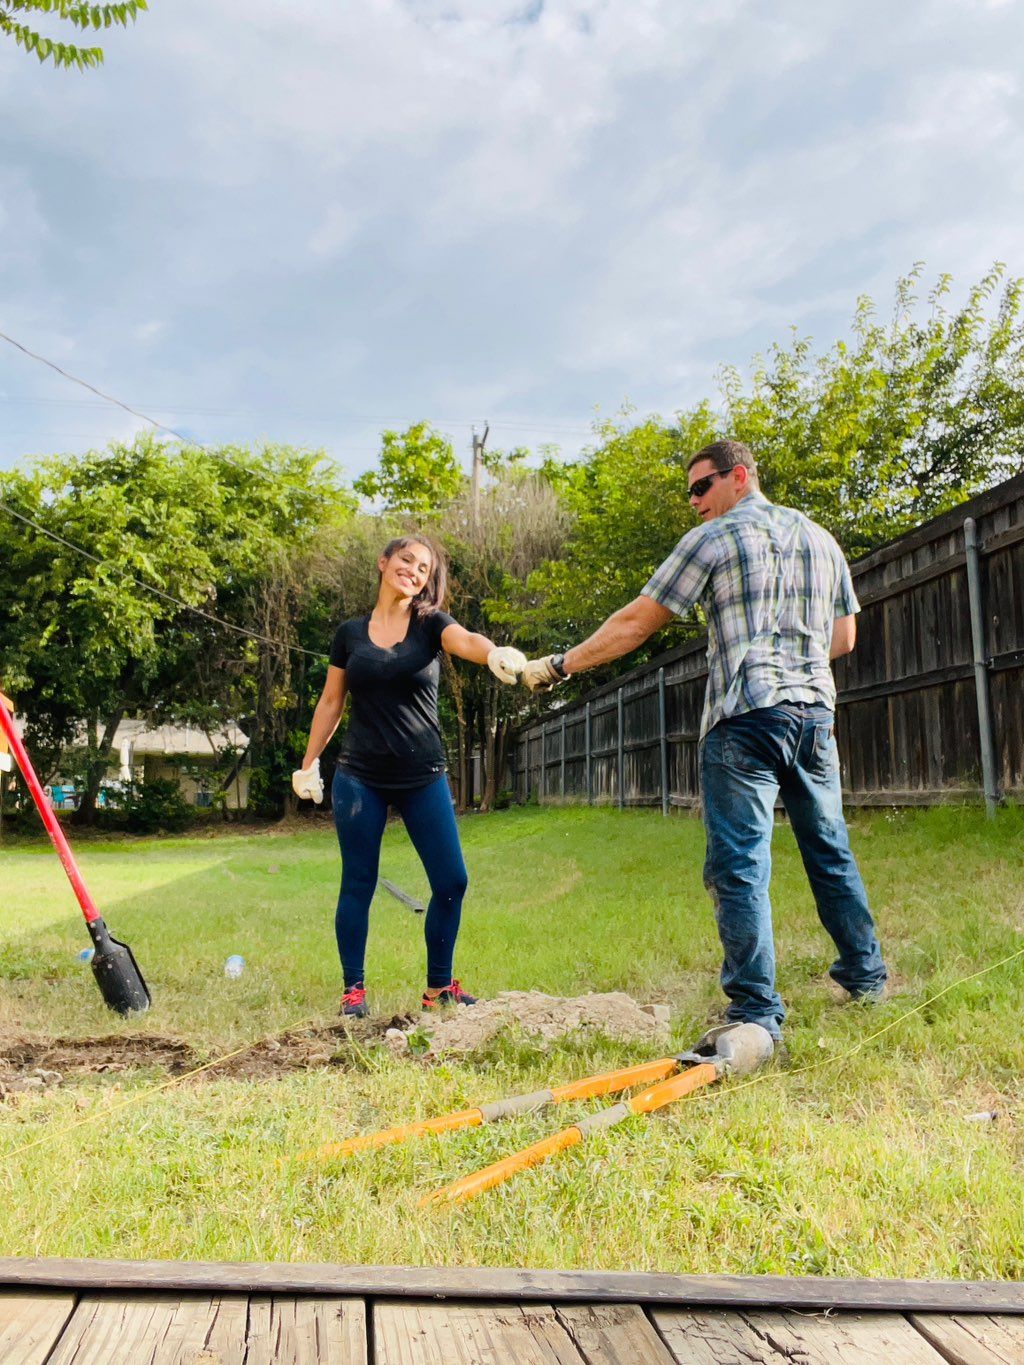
[512,471,1024,810]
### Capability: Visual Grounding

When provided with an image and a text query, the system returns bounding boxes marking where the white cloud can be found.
[133,320,166,344]
[2,0,1024,472]
[307,206,361,260]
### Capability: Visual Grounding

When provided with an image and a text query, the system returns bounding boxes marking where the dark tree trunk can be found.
[73,705,125,826]
[480,687,498,813]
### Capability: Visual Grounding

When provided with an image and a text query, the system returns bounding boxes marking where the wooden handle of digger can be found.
[626,1062,717,1114]
[550,1056,679,1102]
[420,1126,583,1205]
[290,1108,485,1164]
[291,1058,681,1166]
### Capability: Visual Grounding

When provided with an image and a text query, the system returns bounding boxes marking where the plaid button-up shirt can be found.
[643,491,860,739]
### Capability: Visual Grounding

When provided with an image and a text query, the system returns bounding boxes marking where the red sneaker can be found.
[421,979,479,1010]
[339,983,368,1018]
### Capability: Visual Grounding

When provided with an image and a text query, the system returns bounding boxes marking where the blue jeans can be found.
[700,704,887,1039]
[332,768,468,989]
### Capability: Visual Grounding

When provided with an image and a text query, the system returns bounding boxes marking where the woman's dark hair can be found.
[378,535,448,617]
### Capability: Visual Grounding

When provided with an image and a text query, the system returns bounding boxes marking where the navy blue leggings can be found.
[331,767,468,989]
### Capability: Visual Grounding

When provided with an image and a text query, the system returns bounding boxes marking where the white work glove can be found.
[487,645,528,685]
[291,760,324,804]
[521,656,568,694]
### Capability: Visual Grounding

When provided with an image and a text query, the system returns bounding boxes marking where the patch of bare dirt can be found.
[0,993,669,1089]
[1,1034,197,1076]
[0,1034,197,1096]
[0,1019,409,1088]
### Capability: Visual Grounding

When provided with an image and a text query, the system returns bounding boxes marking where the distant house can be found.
[113,719,250,809]
[8,716,250,809]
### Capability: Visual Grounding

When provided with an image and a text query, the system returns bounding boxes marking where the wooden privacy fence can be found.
[512,471,1024,811]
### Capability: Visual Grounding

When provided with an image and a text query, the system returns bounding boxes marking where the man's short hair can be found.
[687,439,759,484]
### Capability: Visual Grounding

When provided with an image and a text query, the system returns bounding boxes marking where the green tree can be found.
[721,264,1024,556]
[353,422,465,514]
[434,463,569,809]
[0,435,352,821]
[514,266,1024,709]
[0,0,148,70]
[501,408,717,683]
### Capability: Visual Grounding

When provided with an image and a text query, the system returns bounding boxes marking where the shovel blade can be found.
[89,919,151,1015]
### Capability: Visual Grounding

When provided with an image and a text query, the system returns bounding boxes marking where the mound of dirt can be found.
[412,991,671,1057]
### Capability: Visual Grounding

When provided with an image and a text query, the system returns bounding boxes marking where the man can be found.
[521,439,887,1044]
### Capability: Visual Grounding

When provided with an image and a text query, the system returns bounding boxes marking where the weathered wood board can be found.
[0,1290,77,1365]
[651,1307,947,1364]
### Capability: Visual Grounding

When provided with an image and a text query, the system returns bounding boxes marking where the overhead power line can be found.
[0,496,327,661]
[0,325,588,664]
[2,395,595,436]
[0,332,596,435]
[0,330,337,659]
[0,330,291,487]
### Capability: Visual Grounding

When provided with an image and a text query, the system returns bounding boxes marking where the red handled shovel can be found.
[0,692,151,1015]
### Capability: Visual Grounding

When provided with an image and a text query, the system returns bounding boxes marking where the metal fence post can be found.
[617,687,625,810]
[964,517,999,817]
[560,714,566,799]
[658,666,669,817]
[585,702,592,805]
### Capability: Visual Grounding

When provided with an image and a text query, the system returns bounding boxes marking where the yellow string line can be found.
[697,940,1024,1106]
[0,1011,331,1167]
[3,942,1023,1170]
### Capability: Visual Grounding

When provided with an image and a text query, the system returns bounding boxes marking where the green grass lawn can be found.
[1,803,1023,1277]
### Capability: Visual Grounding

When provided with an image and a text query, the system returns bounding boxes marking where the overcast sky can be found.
[1,0,1022,480]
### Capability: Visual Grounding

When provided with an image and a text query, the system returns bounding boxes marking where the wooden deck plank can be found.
[2,1259,1022,1314]
[649,1308,797,1363]
[651,1308,948,1363]
[910,1312,1024,1364]
[554,1304,675,1363]
[46,1292,248,1364]
[0,1290,77,1365]
[374,1299,585,1364]
[246,1295,367,1364]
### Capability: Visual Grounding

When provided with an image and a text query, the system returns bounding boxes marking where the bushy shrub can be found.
[115,778,194,834]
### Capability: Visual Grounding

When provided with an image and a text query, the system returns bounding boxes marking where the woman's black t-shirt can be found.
[329,610,456,790]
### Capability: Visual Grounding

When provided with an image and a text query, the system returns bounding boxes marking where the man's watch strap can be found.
[550,653,569,679]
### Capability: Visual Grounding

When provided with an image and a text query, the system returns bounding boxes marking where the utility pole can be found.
[471,422,489,517]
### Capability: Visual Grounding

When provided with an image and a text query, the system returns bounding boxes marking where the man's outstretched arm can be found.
[520,594,675,693]
[565,595,675,674]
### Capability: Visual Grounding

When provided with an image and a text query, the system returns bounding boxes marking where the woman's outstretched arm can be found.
[440,622,497,666]
[441,623,527,684]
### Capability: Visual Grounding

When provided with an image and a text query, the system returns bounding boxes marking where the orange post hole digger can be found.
[289,1022,774,1203]
[0,690,151,1016]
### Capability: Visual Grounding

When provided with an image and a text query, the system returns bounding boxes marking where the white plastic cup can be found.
[224,954,245,979]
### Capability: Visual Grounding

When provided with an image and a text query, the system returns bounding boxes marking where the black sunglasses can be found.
[688,467,736,499]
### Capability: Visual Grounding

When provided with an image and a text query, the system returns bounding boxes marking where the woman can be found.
[292,535,526,1017]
